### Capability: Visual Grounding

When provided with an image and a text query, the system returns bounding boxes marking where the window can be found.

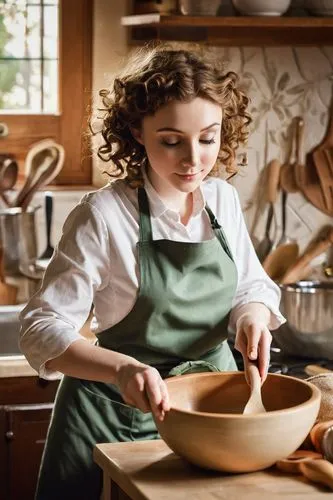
[0,0,59,113]
[0,0,92,185]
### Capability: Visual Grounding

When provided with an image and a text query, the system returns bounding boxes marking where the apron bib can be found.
[36,188,238,500]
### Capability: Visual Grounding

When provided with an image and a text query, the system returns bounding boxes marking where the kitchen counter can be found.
[0,312,96,378]
[0,355,38,378]
[94,440,330,499]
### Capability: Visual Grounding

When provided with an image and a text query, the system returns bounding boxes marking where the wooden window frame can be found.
[0,0,93,186]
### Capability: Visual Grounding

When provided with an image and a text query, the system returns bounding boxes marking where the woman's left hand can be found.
[234,304,272,382]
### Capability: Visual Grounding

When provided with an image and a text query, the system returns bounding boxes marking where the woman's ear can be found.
[130,126,144,145]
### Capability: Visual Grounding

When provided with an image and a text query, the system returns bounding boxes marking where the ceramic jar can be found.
[304,0,333,15]
[232,0,291,15]
[178,0,222,15]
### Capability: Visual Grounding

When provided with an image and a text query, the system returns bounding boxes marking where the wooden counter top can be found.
[94,440,330,499]
[0,355,38,378]
[0,317,95,378]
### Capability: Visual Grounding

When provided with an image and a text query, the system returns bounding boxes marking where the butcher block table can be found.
[93,440,331,500]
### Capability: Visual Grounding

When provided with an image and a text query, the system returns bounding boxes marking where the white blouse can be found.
[19,175,285,380]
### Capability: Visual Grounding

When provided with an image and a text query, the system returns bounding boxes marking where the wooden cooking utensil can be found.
[304,365,333,376]
[263,120,303,281]
[279,117,302,195]
[276,450,333,491]
[312,147,333,214]
[295,94,333,216]
[0,158,18,207]
[19,143,64,211]
[20,156,58,212]
[263,242,299,282]
[243,362,266,415]
[280,226,333,284]
[295,154,330,215]
[256,159,281,263]
[0,247,17,305]
[13,139,57,208]
[312,90,333,214]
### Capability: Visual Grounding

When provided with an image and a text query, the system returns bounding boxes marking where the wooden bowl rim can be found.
[165,371,321,419]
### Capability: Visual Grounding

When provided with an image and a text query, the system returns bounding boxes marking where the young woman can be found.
[19,46,284,499]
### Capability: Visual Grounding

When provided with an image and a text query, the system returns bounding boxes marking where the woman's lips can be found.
[176,171,201,181]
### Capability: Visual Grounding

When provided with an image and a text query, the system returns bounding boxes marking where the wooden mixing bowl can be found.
[155,372,321,473]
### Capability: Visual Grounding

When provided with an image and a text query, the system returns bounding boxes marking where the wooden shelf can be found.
[121,14,333,46]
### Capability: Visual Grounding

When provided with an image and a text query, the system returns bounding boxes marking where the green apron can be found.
[35,187,238,500]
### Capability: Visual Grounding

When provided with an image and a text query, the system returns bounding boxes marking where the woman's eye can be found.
[200,137,216,145]
[161,139,180,147]
[161,136,216,147]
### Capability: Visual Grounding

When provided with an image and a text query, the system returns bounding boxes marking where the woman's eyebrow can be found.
[156,123,221,133]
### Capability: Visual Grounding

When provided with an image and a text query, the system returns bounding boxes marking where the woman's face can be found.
[134,97,222,196]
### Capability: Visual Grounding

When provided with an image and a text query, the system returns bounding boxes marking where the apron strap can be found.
[205,204,234,262]
[138,187,153,242]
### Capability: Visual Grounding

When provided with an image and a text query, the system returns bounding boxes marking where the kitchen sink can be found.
[0,304,25,356]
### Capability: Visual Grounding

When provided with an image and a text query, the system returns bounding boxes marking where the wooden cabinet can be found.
[0,377,59,500]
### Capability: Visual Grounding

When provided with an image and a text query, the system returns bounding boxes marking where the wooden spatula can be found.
[296,90,333,216]
[0,247,17,305]
[243,361,266,415]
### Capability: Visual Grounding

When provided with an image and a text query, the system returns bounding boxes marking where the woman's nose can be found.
[181,143,199,167]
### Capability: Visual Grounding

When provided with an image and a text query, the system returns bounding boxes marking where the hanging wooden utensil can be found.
[256,159,281,262]
[295,91,333,216]
[0,158,18,207]
[19,143,65,211]
[280,226,333,284]
[263,242,299,282]
[263,119,304,281]
[312,147,333,214]
[279,117,300,195]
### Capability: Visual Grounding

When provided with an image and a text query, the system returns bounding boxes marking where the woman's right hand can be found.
[115,360,170,421]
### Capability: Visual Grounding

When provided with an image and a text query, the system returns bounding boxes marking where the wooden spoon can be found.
[243,362,266,415]
[0,247,17,305]
[279,117,299,195]
[263,242,299,282]
[256,159,281,263]
[280,226,333,284]
[19,144,65,211]
[0,158,18,207]
[13,139,57,207]
[280,116,304,195]
[276,450,333,491]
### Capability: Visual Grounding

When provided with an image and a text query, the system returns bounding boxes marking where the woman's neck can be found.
[146,168,194,225]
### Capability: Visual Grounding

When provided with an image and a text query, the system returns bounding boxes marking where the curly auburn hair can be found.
[95,45,251,187]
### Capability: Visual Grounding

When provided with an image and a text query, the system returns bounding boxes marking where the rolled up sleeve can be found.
[19,200,111,379]
[227,187,286,332]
